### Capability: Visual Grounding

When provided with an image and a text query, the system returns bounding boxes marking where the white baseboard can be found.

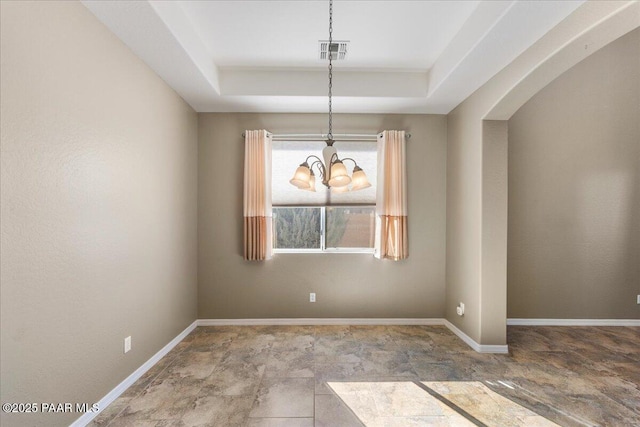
[198,318,509,354]
[70,320,198,427]
[73,316,516,426]
[443,320,509,354]
[198,318,445,326]
[67,316,640,426]
[507,318,640,326]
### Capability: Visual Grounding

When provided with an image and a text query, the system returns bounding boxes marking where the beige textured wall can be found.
[446,1,638,345]
[0,2,198,426]
[446,110,483,342]
[508,29,640,319]
[481,121,508,342]
[198,113,446,319]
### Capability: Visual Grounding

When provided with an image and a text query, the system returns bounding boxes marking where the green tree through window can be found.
[273,206,374,251]
[273,208,321,249]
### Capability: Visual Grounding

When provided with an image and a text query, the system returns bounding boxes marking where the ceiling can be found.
[82,0,584,114]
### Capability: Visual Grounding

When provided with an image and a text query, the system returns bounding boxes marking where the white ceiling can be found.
[182,1,479,69]
[82,0,585,114]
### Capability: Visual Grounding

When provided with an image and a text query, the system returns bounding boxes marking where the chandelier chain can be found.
[288,0,371,192]
[327,0,333,141]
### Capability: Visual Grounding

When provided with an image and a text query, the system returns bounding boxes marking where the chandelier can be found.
[289,0,371,193]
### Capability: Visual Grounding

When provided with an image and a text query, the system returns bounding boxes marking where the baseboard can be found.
[507,318,640,326]
[72,316,511,426]
[198,318,445,326]
[198,318,509,353]
[67,316,640,425]
[443,320,509,354]
[70,320,198,427]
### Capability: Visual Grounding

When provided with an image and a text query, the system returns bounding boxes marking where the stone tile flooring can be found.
[88,325,640,426]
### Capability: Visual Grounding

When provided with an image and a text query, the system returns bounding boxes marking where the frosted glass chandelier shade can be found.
[289,163,311,189]
[304,172,317,192]
[350,166,371,191]
[328,160,351,187]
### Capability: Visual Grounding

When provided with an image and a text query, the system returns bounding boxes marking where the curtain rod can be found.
[241,132,411,141]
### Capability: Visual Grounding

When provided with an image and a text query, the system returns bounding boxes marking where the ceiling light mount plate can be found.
[319,40,349,61]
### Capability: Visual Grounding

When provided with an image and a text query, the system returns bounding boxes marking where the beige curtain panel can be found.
[243,130,273,261]
[375,130,408,260]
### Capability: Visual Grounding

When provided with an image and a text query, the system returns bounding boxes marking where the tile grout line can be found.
[317,325,366,427]
[97,325,640,426]
[413,381,488,427]
[505,382,596,427]
[102,340,192,427]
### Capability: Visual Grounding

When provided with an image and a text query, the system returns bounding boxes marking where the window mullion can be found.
[320,206,326,251]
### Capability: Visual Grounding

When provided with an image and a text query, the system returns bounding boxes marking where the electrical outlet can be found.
[310,293,316,303]
[637,295,640,304]
[124,336,131,353]
[456,302,465,316]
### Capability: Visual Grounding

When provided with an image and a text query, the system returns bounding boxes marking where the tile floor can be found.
[89,325,639,427]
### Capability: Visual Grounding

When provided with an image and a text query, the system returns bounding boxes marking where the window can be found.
[272,140,376,253]
[273,206,375,252]
[273,207,321,250]
[326,206,375,249]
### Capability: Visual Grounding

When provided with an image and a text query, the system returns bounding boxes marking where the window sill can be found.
[273,248,375,255]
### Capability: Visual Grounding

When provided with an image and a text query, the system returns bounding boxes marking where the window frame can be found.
[272,204,376,254]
